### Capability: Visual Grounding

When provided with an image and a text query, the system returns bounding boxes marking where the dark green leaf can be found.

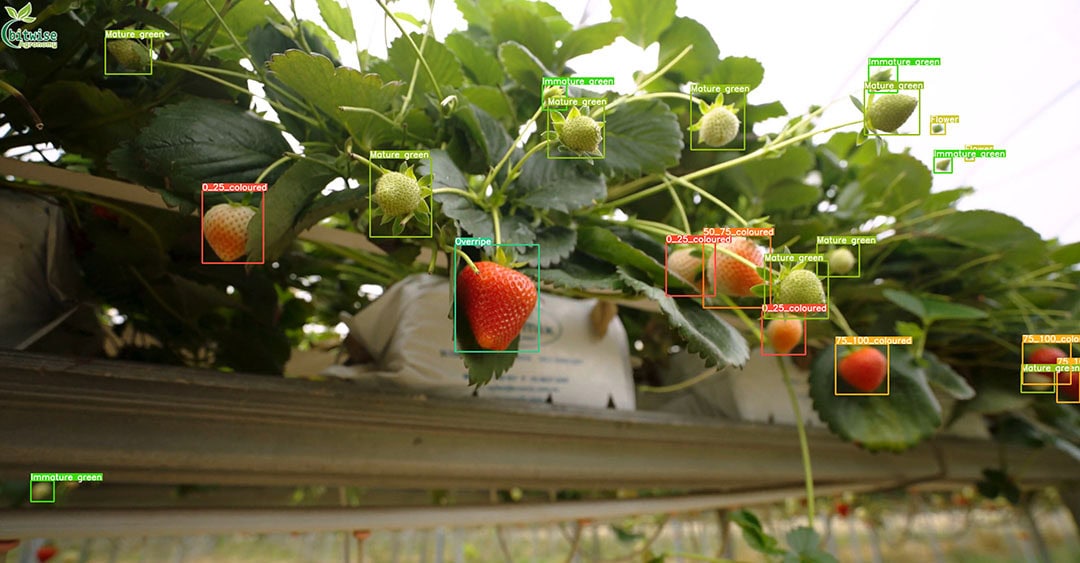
[512,155,606,212]
[856,153,932,215]
[421,149,469,190]
[809,346,942,452]
[594,99,684,179]
[619,272,749,369]
[246,159,338,262]
[729,145,814,196]
[452,103,516,170]
[520,226,577,268]
[108,99,290,215]
[730,509,785,556]
[763,180,821,212]
[745,101,788,125]
[785,526,838,562]
[541,254,623,292]
[609,0,676,48]
[923,351,975,400]
[556,21,624,66]
[445,32,504,85]
[168,0,286,60]
[293,187,368,234]
[268,51,401,149]
[387,33,464,95]
[882,289,987,323]
[577,226,666,284]
[491,3,555,68]
[461,86,515,122]
[918,210,1047,269]
[1051,241,1080,266]
[39,80,144,161]
[498,41,550,92]
[657,17,718,81]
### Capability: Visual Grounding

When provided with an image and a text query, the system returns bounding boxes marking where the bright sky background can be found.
[270,0,1080,243]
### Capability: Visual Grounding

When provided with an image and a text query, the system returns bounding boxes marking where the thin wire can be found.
[828,0,923,102]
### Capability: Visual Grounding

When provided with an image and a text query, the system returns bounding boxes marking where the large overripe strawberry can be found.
[203,203,256,262]
[838,347,887,392]
[709,237,763,297]
[457,262,538,351]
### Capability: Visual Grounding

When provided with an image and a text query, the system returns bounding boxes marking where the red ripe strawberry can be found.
[834,502,851,518]
[710,237,763,297]
[1027,346,1067,393]
[838,347,887,392]
[37,544,58,562]
[203,203,256,262]
[457,262,538,351]
[91,205,119,222]
[765,317,803,354]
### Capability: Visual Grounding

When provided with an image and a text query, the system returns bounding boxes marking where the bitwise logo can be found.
[3,2,58,49]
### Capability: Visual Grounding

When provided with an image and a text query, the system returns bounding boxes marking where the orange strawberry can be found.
[765,317,803,354]
[457,262,538,351]
[667,247,708,291]
[838,347,887,392]
[709,237,764,297]
[203,203,256,262]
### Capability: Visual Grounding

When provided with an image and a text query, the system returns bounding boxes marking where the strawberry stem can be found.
[348,152,390,175]
[454,247,479,274]
[778,356,816,528]
[479,105,545,195]
[827,297,858,338]
[432,187,480,203]
[638,366,717,393]
[663,178,691,234]
[505,139,553,183]
[664,173,748,227]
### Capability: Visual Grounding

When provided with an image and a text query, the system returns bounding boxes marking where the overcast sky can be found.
[271,0,1080,243]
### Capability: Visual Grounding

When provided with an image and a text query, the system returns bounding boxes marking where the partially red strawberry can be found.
[1027,346,1067,393]
[838,347,887,392]
[37,544,58,562]
[457,262,538,351]
[709,237,763,297]
[203,203,256,262]
[765,317,803,354]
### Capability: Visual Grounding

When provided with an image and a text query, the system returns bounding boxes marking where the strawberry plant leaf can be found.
[785,527,838,563]
[849,94,864,112]
[108,99,291,215]
[657,17,719,81]
[609,0,676,48]
[246,158,338,262]
[498,41,550,92]
[512,156,606,212]
[491,3,556,68]
[541,254,623,292]
[268,51,402,150]
[745,101,788,126]
[1051,241,1080,266]
[727,145,814,197]
[519,226,576,268]
[445,32,504,85]
[461,86,515,123]
[708,56,766,93]
[918,210,1046,269]
[923,351,975,400]
[450,104,517,172]
[855,153,931,216]
[169,0,286,60]
[809,346,942,452]
[883,289,987,323]
[762,180,821,212]
[39,80,146,162]
[555,21,624,67]
[420,149,468,191]
[577,226,666,285]
[593,99,683,179]
[619,271,749,369]
[730,509,785,556]
[387,33,464,94]
[315,0,355,41]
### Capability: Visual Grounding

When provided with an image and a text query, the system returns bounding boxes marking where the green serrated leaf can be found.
[268,51,401,149]
[491,3,555,68]
[577,226,666,284]
[609,0,675,48]
[519,226,576,268]
[108,99,290,214]
[512,154,606,212]
[498,41,551,92]
[730,509,785,556]
[387,33,464,95]
[445,32,505,86]
[923,351,976,400]
[919,210,1047,269]
[809,346,942,452]
[593,99,684,179]
[656,16,718,81]
[315,0,355,41]
[556,21,623,67]
[247,159,338,262]
[708,56,765,92]
[619,271,749,369]
[541,254,624,292]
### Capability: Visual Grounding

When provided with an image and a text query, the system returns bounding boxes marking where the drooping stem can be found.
[638,367,718,393]
[454,247,479,274]
[827,297,857,338]
[254,154,294,184]
[0,79,43,130]
[665,180,691,234]
[778,357,816,528]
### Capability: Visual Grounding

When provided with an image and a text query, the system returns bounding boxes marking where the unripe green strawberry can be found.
[373,171,422,218]
[457,262,538,351]
[866,94,917,132]
[203,203,256,262]
[109,39,150,70]
[697,106,740,147]
[829,248,856,274]
[558,114,602,153]
[936,159,951,171]
[777,269,825,305]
